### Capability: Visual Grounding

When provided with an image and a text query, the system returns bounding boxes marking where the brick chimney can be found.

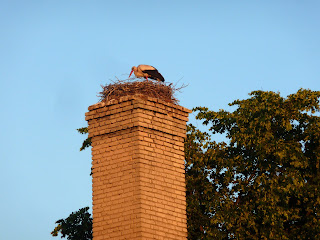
[85,95,191,240]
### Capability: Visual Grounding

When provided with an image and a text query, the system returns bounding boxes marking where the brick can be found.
[87,95,189,239]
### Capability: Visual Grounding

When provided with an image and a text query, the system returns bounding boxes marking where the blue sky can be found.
[1,1,319,239]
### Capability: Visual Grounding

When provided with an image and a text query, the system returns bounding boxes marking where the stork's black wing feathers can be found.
[142,69,165,82]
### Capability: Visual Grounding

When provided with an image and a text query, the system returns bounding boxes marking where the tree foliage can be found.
[185,89,320,239]
[77,127,91,151]
[51,207,92,240]
[53,89,320,240]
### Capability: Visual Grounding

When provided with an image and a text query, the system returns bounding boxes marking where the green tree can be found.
[51,207,92,240]
[185,89,320,239]
[52,89,320,240]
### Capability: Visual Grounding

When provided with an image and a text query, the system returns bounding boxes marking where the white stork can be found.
[129,65,165,82]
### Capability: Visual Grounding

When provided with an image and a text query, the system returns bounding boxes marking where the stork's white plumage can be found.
[129,65,165,82]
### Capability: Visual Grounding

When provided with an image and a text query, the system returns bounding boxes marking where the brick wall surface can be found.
[85,95,191,240]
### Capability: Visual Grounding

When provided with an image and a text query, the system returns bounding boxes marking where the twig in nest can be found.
[98,78,187,104]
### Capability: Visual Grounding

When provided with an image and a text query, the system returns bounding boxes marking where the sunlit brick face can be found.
[86,95,191,240]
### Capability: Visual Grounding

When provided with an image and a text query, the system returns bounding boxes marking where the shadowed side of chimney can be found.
[86,95,191,240]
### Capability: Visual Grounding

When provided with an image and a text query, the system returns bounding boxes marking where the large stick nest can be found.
[99,78,186,104]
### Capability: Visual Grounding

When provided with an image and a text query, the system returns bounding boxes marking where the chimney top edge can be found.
[88,94,192,113]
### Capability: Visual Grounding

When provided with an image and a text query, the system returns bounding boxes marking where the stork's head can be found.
[129,66,136,78]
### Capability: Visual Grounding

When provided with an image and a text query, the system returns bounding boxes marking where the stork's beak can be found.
[129,70,133,78]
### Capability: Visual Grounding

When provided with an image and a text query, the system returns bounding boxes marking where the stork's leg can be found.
[145,76,149,81]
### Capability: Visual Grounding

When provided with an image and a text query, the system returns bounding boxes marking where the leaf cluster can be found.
[186,89,320,239]
[77,127,91,151]
[51,207,92,240]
